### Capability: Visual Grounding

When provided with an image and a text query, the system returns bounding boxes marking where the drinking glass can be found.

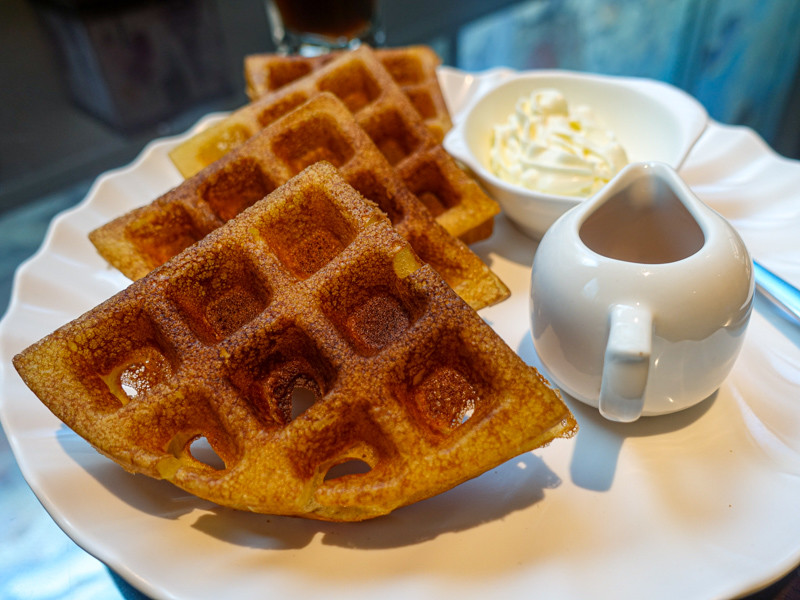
[266,0,384,55]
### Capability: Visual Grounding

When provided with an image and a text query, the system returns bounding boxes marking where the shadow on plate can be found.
[193,449,561,550]
[565,391,716,492]
[58,424,563,551]
[471,213,539,269]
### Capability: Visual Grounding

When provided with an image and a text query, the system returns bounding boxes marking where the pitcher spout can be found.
[578,162,709,266]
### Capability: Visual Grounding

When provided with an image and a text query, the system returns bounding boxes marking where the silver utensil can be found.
[754,260,800,324]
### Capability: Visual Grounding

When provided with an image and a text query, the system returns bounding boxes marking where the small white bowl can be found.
[443,70,709,239]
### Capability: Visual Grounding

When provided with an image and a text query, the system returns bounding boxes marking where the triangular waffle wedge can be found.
[90,93,509,310]
[244,45,452,143]
[15,163,577,522]
[169,45,497,244]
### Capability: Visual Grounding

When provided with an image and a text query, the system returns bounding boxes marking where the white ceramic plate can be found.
[2,69,800,600]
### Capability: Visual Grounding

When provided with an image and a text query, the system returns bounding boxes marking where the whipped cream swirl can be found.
[490,89,628,197]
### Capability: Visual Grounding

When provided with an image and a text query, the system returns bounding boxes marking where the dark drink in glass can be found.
[267,0,384,55]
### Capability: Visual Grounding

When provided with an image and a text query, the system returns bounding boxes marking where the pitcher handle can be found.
[599,305,652,422]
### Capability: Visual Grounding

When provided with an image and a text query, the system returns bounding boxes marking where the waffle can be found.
[15,163,577,522]
[169,45,498,244]
[90,93,508,310]
[244,45,452,143]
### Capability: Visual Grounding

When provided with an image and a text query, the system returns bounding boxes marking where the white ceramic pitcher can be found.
[530,162,754,422]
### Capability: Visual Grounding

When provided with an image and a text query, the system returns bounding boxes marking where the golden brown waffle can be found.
[244,45,453,143]
[15,163,577,522]
[90,93,508,310]
[169,45,497,244]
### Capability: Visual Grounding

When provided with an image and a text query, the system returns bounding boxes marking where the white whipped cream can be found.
[489,89,628,197]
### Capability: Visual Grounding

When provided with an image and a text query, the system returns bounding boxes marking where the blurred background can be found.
[2,0,800,218]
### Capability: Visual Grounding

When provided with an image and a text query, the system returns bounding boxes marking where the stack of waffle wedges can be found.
[90,92,507,310]
[169,44,496,245]
[14,45,576,522]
